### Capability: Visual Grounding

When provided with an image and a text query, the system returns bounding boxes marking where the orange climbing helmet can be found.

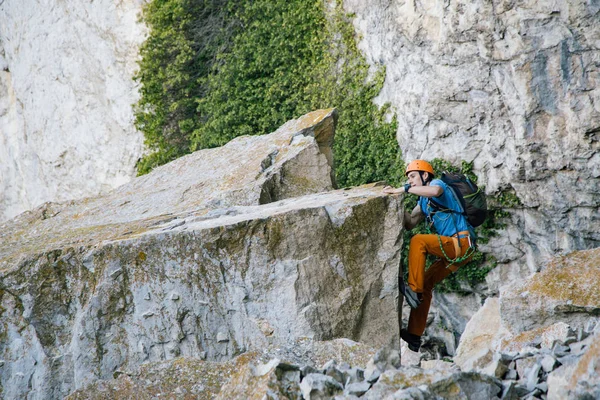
[405,160,435,177]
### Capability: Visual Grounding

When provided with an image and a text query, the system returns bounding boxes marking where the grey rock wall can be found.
[0,0,146,222]
[343,0,600,287]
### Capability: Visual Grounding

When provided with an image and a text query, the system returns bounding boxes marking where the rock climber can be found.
[382,160,475,352]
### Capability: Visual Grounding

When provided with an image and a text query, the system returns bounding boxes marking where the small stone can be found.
[324,364,346,386]
[171,293,180,301]
[585,318,598,333]
[515,357,537,381]
[344,381,371,397]
[277,362,299,372]
[144,292,151,301]
[525,364,541,391]
[0,360,4,367]
[556,354,578,365]
[515,347,535,360]
[321,359,336,371]
[569,341,587,355]
[110,268,123,278]
[366,368,380,383]
[552,343,570,357]
[513,384,531,397]
[500,381,517,400]
[142,311,155,318]
[563,336,577,346]
[300,373,343,399]
[345,367,365,384]
[536,382,548,393]
[300,365,319,378]
[528,388,543,398]
[254,358,280,376]
[484,353,509,378]
[540,355,557,372]
[372,346,401,371]
[338,362,351,371]
[500,352,518,362]
[504,369,518,380]
[199,351,207,360]
[216,332,229,342]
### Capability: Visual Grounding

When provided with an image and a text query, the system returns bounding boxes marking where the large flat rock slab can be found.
[0,108,338,270]
[0,109,404,399]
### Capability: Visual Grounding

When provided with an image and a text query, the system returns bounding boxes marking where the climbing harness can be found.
[424,201,477,267]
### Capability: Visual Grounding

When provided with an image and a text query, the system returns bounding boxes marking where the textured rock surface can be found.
[452,248,600,398]
[0,111,404,399]
[454,297,509,373]
[67,339,379,400]
[343,0,600,286]
[365,367,502,400]
[0,0,146,222]
[500,247,600,334]
[547,331,600,400]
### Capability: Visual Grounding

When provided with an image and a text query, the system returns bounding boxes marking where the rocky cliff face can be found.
[343,0,600,287]
[2,0,598,289]
[0,0,146,222]
[0,110,405,399]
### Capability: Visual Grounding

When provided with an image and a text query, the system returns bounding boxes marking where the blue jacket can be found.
[418,179,475,238]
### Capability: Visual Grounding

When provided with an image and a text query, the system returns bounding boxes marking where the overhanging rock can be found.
[0,109,404,399]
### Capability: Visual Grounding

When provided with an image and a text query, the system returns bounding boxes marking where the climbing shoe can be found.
[401,329,421,352]
[399,278,422,309]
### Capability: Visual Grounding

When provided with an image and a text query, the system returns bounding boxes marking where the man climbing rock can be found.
[383,160,475,352]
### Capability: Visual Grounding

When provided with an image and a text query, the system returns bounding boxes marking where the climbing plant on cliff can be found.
[134,0,238,174]
[134,0,402,187]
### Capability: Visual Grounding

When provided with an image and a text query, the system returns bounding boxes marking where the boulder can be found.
[454,297,509,374]
[0,108,339,270]
[0,110,404,399]
[500,248,600,334]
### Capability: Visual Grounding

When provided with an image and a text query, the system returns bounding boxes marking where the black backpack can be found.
[429,171,487,227]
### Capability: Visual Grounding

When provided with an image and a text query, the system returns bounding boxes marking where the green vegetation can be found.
[134,0,402,187]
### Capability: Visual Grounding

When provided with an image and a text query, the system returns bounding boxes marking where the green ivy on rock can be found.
[134,0,403,187]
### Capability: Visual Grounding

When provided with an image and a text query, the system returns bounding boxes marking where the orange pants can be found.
[406,233,473,337]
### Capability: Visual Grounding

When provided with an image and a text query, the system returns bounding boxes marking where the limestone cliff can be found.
[344,0,600,287]
[0,0,146,222]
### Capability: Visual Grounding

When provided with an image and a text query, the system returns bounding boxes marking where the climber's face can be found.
[407,171,430,187]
